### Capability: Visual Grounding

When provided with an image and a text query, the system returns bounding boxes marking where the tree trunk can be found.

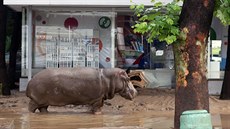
[220,26,230,99]
[173,0,215,128]
[0,2,10,95]
[8,12,21,89]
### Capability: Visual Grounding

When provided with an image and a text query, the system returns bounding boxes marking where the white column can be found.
[111,10,116,68]
[27,6,33,81]
[21,7,26,77]
[207,33,210,73]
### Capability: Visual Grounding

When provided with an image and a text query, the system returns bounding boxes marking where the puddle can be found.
[0,110,174,129]
[206,114,230,129]
[1,109,230,129]
[220,114,230,129]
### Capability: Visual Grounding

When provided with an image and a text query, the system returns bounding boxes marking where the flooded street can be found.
[0,109,230,129]
[0,110,174,129]
[1,88,230,128]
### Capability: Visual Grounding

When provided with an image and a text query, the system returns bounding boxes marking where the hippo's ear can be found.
[119,71,130,81]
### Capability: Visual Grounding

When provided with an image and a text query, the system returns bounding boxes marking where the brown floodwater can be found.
[0,108,174,129]
[0,108,229,129]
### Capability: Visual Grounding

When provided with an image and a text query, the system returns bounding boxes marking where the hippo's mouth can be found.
[119,87,137,100]
[119,91,133,100]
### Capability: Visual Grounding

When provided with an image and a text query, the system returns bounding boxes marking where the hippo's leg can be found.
[38,106,48,113]
[28,100,39,113]
[91,99,104,115]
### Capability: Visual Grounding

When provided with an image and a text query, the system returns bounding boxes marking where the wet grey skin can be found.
[26,67,138,114]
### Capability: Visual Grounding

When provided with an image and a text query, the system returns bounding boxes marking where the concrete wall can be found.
[208,80,222,95]
[140,69,175,88]
[211,17,228,59]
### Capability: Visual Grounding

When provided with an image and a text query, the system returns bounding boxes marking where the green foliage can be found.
[215,0,230,26]
[130,0,181,44]
[5,36,11,52]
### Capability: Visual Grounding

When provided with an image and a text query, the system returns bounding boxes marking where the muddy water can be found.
[1,109,230,129]
[0,109,174,129]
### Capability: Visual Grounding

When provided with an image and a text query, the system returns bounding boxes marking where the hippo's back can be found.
[26,67,103,106]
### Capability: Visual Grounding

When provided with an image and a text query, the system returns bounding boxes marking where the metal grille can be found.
[45,38,99,68]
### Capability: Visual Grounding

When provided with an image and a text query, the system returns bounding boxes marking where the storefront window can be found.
[22,8,175,79]
[115,15,174,70]
[149,41,174,69]
[116,15,144,69]
[33,11,116,69]
[211,40,221,62]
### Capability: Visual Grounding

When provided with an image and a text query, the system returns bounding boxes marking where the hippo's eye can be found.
[126,77,130,81]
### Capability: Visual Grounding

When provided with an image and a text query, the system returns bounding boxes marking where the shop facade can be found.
[4,0,228,93]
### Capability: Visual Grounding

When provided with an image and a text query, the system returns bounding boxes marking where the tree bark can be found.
[173,0,215,128]
[0,1,10,95]
[8,12,21,89]
[220,26,230,99]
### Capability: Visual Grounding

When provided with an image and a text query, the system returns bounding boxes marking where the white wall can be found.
[211,17,228,58]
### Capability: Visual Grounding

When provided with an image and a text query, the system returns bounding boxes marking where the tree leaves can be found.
[165,35,177,44]
[130,1,181,44]
[154,2,163,8]
[131,0,230,45]
[166,17,174,25]
[215,0,230,26]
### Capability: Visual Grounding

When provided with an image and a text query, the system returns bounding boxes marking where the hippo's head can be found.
[117,71,138,100]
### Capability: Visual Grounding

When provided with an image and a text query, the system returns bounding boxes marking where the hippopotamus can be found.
[26,67,137,114]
